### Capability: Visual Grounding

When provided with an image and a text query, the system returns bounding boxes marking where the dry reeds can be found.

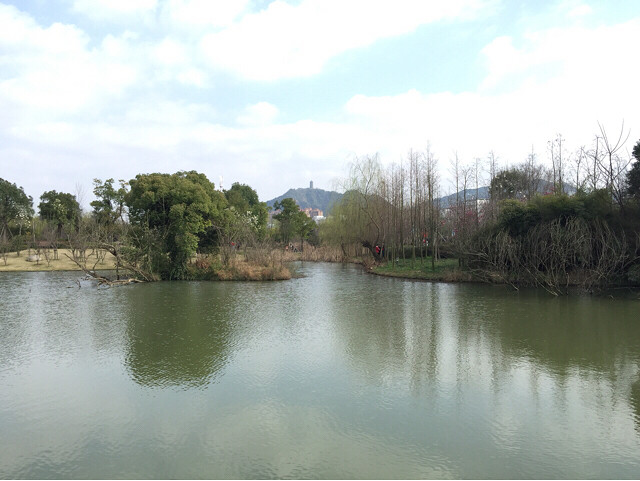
[215,258,291,281]
[298,245,346,262]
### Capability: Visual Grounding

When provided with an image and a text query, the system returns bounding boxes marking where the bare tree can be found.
[424,145,440,269]
[522,146,543,200]
[586,135,603,191]
[548,133,567,194]
[572,146,589,192]
[486,150,499,221]
[474,157,482,227]
[597,121,632,209]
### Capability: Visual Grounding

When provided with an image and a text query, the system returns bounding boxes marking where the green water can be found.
[1,263,639,478]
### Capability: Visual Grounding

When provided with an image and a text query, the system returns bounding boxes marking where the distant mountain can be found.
[438,187,489,208]
[267,180,576,215]
[437,180,575,208]
[266,187,343,215]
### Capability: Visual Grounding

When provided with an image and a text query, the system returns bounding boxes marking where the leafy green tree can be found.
[273,198,315,246]
[318,197,362,257]
[91,178,127,224]
[627,139,640,200]
[38,190,80,232]
[125,171,228,279]
[273,198,299,244]
[224,182,268,238]
[298,214,317,251]
[489,168,529,201]
[0,178,33,240]
[497,200,541,236]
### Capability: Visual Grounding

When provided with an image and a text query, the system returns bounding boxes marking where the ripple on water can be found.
[1,265,640,478]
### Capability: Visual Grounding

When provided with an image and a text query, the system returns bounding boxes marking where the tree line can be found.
[1,172,288,280]
[2,123,639,291]
[319,126,640,293]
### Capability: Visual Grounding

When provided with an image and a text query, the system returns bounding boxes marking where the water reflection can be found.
[632,377,640,433]
[1,265,639,478]
[324,269,640,477]
[330,274,640,395]
[124,282,233,389]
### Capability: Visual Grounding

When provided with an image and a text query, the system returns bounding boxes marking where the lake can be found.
[1,263,639,478]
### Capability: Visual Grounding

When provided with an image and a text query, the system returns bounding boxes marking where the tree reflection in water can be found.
[124,282,234,389]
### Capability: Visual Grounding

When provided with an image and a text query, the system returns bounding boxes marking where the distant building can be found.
[301,207,323,218]
[269,204,325,227]
[310,181,314,189]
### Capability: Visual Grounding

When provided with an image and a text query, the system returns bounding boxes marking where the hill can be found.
[438,187,490,208]
[266,180,575,214]
[266,187,343,215]
[437,180,575,208]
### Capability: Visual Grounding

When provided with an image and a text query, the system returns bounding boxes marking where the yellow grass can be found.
[215,260,292,281]
[0,248,117,272]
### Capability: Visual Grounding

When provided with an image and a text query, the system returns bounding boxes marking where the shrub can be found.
[498,200,541,236]
[532,194,584,222]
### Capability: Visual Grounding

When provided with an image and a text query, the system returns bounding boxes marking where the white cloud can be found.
[344,17,640,179]
[154,37,187,65]
[201,0,488,81]
[0,6,212,123]
[72,0,158,20]
[568,4,592,17]
[2,1,639,205]
[0,6,139,115]
[480,19,640,93]
[150,37,210,86]
[237,102,280,126]
[177,68,208,86]
[0,4,88,53]
[162,0,250,29]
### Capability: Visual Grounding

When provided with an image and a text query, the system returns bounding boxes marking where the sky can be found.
[1,0,640,206]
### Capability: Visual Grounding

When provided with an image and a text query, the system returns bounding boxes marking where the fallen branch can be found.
[64,253,145,287]
[99,241,157,282]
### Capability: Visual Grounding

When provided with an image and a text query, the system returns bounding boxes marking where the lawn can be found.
[372,257,468,281]
[0,248,117,272]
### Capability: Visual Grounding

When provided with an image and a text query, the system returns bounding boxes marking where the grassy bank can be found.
[371,257,472,282]
[281,245,471,283]
[0,248,117,272]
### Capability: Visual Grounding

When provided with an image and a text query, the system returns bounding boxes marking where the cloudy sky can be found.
[1,0,639,205]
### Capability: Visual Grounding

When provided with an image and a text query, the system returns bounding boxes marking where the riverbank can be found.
[369,257,473,282]
[287,246,473,283]
[273,244,465,282]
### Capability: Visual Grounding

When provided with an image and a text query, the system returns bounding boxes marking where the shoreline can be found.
[366,266,475,283]
[4,253,637,296]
